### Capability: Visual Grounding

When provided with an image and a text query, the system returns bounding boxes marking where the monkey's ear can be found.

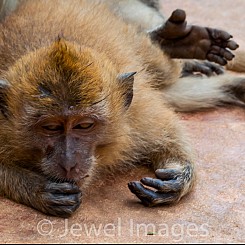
[0,79,9,117]
[117,72,136,109]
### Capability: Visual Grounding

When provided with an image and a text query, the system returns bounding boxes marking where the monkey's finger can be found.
[184,62,212,76]
[155,168,182,180]
[141,177,183,192]
[46,202,81,218]
[196,65,214,77]
[44,192,82,206]
[203,61,224,75]
[45,182,81,194]
[207,53,227,66]
[128,181,179,206]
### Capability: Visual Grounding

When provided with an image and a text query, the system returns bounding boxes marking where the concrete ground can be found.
[0,0,244,243]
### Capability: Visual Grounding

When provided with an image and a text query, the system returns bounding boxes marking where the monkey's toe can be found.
[169,9,186,23]
[206,28,239,65]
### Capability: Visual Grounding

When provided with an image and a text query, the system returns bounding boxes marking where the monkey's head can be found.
[0,39,135,184]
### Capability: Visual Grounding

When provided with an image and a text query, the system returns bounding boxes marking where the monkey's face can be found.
[0,39,135,184]
[35,113,105,183]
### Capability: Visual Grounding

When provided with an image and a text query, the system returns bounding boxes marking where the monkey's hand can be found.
[38,181,82,218]
[0,163,82,217]
[181,60,224,77]
[128,166,193,206]
[149,9,239,65]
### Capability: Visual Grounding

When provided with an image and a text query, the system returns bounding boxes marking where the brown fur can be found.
[0,0,244,217]
[226,50,245,73]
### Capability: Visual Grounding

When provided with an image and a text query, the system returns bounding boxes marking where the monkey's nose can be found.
[59,162,78,176]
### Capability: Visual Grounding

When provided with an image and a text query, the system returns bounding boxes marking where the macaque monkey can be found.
[0,0,244,218]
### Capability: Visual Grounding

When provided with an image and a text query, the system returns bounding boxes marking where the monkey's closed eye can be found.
[42,124,64,132]
[73,123,94,130]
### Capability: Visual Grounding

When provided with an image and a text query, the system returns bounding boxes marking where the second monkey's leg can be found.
[149,9,239,65]
[104,1,239,68]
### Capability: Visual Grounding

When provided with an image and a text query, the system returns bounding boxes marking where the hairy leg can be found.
[104,2,238,66]
[149,9,239,65]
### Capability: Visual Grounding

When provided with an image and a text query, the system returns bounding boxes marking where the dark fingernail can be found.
[128,181,139,188]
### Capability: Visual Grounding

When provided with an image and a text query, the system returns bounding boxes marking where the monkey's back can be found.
[0,0,179,87]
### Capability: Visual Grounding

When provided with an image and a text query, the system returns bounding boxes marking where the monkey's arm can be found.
[127,105,195,206]
[149,9,239,65]
[0,163,82,217]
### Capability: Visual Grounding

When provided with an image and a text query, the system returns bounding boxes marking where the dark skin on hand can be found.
[181,60,224,77]
[149,9,239,66]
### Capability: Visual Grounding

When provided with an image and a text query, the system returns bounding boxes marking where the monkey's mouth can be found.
[46,173,90,185]
[66,174,90,184]
[74,174,90,185]
[79,174,90,180]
